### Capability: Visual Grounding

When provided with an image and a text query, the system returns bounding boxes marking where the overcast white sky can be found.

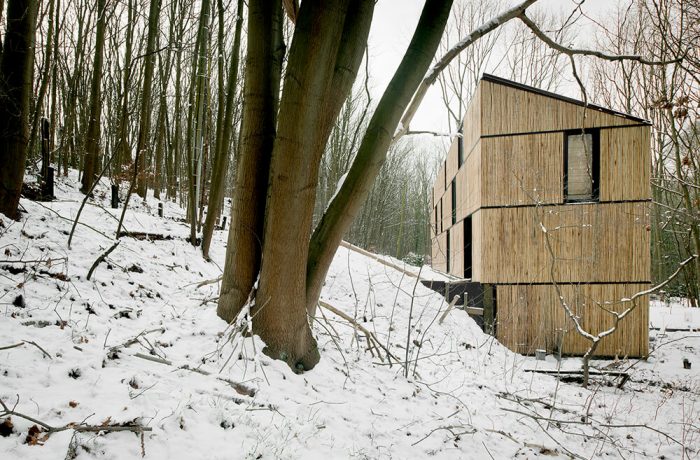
[366,0,624,137]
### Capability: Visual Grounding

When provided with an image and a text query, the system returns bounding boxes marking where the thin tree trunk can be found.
[28,0,55,161]
[135,0,162,198]
[0,0,38,219]
[80,0,107,193]
[201,0,244,258]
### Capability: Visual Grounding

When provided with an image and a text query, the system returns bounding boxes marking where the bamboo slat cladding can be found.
[477,202,650,283]
[434,162,446,206]
[496,284,649,357]
[432,231,447,273]
[461,86,482,155]
[600,126,651,201]
[471,210,483,280]
[451,225,464,277]
[481,133,564,207]
[456,142,481,220]
[480,81,638,136]
[446,137,459,184]
[443,182,453,232]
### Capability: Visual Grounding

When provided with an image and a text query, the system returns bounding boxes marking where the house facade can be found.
[431,74,651,357]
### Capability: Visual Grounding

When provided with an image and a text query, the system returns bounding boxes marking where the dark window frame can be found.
[463,215,472,279]
[446,229,451,273]
[451,178,456,225]
[434,205,438,235]
[563,128,600,203]
[457,127,464,168]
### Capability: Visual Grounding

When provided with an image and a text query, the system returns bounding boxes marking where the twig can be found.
[23,340,53,359]
[86,241,120,280]
[134,352,172,366]
[318,300,402,367]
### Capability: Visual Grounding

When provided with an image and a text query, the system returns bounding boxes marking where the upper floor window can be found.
[564,129,599,202]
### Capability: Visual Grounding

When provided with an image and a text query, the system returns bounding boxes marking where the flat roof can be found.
[481,73,651,125]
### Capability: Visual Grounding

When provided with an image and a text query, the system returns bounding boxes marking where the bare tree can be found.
[0,0,38,219]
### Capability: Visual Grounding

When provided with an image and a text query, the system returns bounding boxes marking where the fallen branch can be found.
[0,396,152,436]
[318,300,402,367]
[87,241,120,280]
[0,340,52,359]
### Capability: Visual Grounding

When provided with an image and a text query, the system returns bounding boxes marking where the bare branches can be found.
[318,300,402,367]
[396,0,539,138]
[518,12,683,66]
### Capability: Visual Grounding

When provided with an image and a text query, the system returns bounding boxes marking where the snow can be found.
[1,171,699,459]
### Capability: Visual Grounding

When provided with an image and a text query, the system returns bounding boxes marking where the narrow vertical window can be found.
[434,205,438,234]
[464,215,472,279]
[451,178,456,225]
[443,160,447,190]
[439,198,443,233]
[457,128,464,168]
[564,130,599,202]
[446,229,451,273]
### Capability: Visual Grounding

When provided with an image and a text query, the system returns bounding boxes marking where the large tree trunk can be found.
[201,0,244,259]
[80,0,107,194]
[217,0,284,320]
[306,0,453,316]
[0,0,37,219]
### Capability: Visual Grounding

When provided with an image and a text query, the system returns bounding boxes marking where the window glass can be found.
[566,133,594,201]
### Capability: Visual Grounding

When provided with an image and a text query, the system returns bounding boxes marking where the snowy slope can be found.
[1,172,698,459]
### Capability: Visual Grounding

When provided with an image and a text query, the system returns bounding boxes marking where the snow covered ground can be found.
[1,172,698,459]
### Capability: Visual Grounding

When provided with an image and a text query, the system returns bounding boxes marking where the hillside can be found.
[0,172,698,459]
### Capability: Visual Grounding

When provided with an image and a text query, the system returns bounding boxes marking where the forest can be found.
[0,0,699,458]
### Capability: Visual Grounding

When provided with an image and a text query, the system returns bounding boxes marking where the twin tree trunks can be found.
[216,0,454,371]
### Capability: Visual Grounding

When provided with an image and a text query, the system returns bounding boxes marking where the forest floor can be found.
[0,171,699,459]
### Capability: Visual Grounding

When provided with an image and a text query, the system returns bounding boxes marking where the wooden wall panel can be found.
[456,142,481,220]
[434,162,446,207]
[480,81,638,136]
[443,183,453,232]
[496,284,649,357]
[460,86,481,155]
[479,202,650,283]
[450,223,464,277]
[431,232,448,273]
[472,210,483,280]
[481,133,564,207]
[446,139,459,183]
[600,126,651,201]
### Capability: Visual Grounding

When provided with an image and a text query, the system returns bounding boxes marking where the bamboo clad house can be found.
[431,74,651,357]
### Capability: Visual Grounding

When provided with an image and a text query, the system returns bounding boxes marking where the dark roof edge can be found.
[481,73,651,125]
